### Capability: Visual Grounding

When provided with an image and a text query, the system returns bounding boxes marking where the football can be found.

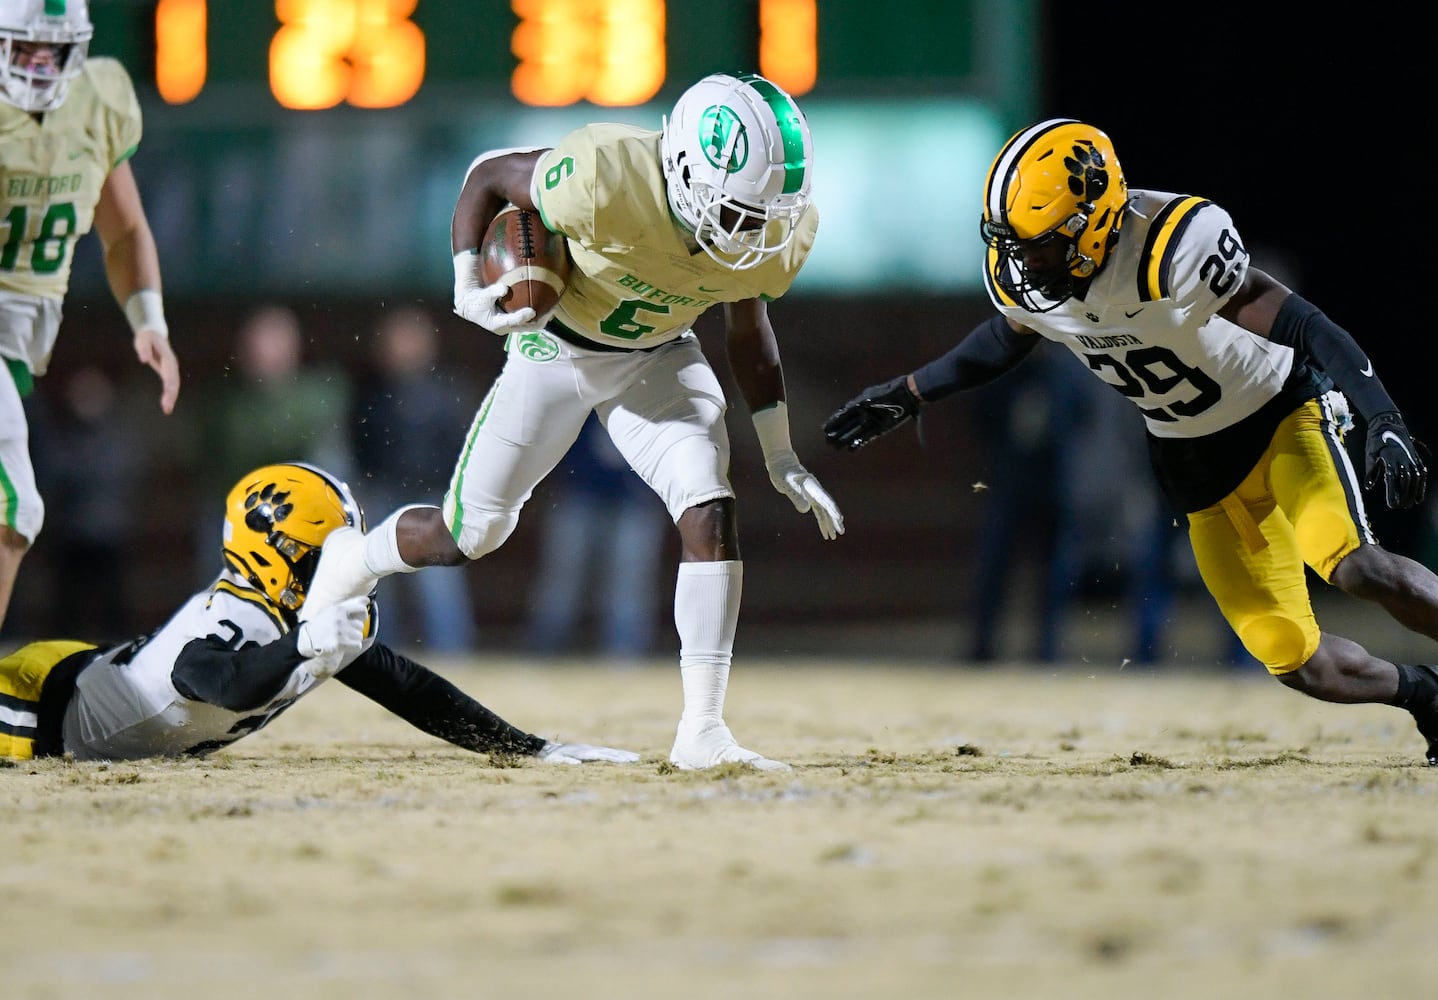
[479,206,571,322]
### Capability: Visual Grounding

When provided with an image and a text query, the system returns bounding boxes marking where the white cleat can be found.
[669,720,791,772]
[299,526,377,622]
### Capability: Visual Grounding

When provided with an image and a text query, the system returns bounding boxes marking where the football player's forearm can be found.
[338,644,547,755]
[171,634,305,711]
[911,315,1039,401]
[1267,294,1398,420]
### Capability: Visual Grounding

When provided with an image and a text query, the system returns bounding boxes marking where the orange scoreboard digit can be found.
[131,0,978,110]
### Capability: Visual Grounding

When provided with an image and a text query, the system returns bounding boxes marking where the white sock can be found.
[363,504,430,576]
[674,560,742,725]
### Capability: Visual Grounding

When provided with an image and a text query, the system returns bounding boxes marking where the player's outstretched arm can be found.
[337,643,639,762]
[823,376,923,452]
[824,315,1040,451]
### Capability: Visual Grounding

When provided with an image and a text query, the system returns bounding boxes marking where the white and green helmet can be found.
[660,72,812,271]
[0,0,91,113]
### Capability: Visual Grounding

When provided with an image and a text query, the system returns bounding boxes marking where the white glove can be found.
[752,402,845,541]
[537,741,642,765]
[453,251,545,334]
[296,595,370,679]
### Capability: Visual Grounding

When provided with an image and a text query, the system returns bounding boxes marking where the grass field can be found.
[2,657,1434,1000]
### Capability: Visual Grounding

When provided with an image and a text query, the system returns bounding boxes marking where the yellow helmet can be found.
[222,463,363,612]
[980,118,1128,311]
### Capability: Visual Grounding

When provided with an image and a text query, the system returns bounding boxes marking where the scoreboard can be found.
[72,1,1033,297]
[89,0,1001,110]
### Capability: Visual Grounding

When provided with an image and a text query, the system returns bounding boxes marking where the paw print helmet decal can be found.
[222,462,363,612]
[980,118,1129,311]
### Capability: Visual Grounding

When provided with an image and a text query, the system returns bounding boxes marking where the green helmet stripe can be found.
[45,0,67,15]
[740,74,807,194]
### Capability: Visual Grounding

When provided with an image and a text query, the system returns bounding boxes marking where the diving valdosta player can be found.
[824,118,1438,766]
[298,73,844,772]
[0,0,181,634]
[0,463,638,764]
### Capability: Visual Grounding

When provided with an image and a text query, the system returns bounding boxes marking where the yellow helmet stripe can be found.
[1138,196,1210,302]
[982,245,1018,308]
[211,578,289,632]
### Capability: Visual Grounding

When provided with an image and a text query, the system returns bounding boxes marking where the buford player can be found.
[0,0,180,634]
[0,463,638,765]
[825,118,1438,766]
[296,73,844,772]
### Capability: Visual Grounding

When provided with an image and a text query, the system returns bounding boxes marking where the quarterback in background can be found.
[0,462,637,764]
[299,72,843,772]
[826,118,1438,765]
[0,0,180,634]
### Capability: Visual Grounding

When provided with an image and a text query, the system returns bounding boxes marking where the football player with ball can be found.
[825,118,1438,766]
[300,73,843,772]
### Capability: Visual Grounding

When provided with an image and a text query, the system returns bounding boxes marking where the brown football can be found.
[479,206,571,322]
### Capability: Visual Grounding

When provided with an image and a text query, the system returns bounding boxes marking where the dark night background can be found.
[1039,6,1428,548]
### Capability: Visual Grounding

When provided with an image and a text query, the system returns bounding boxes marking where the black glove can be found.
[1363,411,1428,509]
[823,376,922,451]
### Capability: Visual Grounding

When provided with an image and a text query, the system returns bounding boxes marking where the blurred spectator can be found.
[193,303,353,584]
[961,344,1249,668]
[962,347,1094,662]
[351,305,478,654]
[24,365,147,641]
[522,413,667,660]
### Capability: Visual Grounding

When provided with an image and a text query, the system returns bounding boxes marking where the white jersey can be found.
[61,572,375,760]
[985,189,1295,440]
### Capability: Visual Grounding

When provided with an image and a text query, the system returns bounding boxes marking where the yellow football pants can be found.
[0,640,95,759]
[1186,399,1370,674]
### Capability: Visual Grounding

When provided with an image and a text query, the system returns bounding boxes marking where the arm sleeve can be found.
[335,644,548,755]
[911,315,1041,402]
[171,631,307,712]
[1267,293,1397,420]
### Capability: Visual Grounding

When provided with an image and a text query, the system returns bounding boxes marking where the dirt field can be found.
[3,658,1434,1000]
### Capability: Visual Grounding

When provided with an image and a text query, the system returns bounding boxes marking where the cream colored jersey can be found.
[985,189,1294,440]
[531,123,817,349]
[0,57,141,378]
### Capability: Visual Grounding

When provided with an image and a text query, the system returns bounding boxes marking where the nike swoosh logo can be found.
[698,285,722,293]
[1360,359,1374,377]
[871,403,908,418]
[1381,430,1416,461]
[1125,308,1144,318]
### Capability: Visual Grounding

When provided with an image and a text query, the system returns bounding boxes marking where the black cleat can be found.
[1405,665,1438,766]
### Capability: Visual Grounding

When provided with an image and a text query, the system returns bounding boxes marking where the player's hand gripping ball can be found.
[479,207,571,323]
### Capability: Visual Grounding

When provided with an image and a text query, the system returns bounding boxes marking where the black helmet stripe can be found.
[984,118,1081,223]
